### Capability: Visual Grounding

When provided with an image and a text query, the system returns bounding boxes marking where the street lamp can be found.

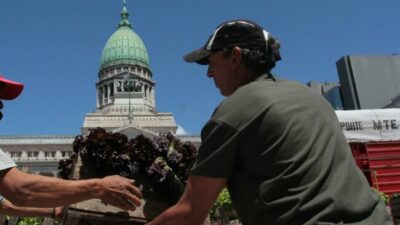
[124,75,134,124]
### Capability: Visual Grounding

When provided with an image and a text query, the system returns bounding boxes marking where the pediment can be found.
[112,125,156,139]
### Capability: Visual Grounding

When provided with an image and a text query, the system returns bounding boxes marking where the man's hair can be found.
[220,34,280,77]
[184,19,282,73]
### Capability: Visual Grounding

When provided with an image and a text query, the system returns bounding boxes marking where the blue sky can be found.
[0,0,399,136]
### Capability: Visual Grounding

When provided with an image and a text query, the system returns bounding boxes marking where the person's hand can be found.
[96,175,142,211]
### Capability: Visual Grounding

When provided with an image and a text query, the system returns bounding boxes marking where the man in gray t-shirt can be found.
[146,19,392,225]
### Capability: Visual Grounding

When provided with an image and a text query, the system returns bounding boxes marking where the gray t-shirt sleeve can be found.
[190,120,240,178]
[0,148,16,171]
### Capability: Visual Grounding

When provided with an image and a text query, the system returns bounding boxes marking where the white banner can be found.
[335,109,400,142]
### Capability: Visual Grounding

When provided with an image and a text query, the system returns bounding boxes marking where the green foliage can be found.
[210,188,237,222]
[16,217,60,225]
[17,217,43,225]
[214,188,233,210]
[372,188,390,205]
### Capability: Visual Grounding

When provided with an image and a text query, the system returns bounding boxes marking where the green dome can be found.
[100,4,150,70]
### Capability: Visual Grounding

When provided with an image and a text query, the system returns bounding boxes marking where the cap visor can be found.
[0,76,24,100]
[183,48,211,65]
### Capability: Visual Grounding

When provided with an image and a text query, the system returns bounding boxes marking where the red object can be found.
[350,141,400,195]
[0,75,24,100]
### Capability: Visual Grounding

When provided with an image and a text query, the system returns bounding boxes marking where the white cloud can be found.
[176,124,188,135]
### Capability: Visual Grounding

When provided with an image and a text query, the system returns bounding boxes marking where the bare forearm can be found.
[147,204,204,225]
[1,207,53,218]
[1,168,99,207]
[1,200,53,218]
[146,176,226,225]
[0,199,64,220]
[0,168,142,210]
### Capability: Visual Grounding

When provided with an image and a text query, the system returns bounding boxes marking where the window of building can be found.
[10,152,22,158]
[45,152,56,158]
[61,151,72,158]
[28,151,39,158]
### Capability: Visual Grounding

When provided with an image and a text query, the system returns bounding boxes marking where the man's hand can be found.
[96,175,142,210]
[0,168,142,209]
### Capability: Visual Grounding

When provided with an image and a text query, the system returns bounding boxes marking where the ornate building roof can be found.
[100,2,150,70]
[83,1,177,136]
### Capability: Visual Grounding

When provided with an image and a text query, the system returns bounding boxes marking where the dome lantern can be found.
[118,0,132,29]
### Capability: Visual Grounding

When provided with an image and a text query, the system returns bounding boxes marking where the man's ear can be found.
[231,46,243,65]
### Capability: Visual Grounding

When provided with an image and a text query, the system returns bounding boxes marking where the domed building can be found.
[82,2,177,138]
[0,2,199,176]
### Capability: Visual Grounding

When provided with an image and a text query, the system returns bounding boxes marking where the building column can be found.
[107,83,111,103]
[98,86,103,107]
[151,87,155,105]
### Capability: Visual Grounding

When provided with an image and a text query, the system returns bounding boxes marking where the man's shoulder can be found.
[226,76,306,103]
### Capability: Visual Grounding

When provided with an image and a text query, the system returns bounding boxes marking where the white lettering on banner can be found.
[335,109,400,142]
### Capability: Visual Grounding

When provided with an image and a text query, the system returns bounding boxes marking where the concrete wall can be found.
[336,55,400,109]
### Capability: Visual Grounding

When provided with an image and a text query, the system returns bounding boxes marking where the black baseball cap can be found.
[183,19,271,65]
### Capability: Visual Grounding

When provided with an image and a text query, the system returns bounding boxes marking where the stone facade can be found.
[0,136,75,176]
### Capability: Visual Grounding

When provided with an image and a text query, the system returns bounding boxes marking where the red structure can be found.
[350,142,400,195]
[350,141,400,224]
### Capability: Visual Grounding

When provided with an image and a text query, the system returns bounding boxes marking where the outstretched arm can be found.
[146,175,226,225]
[0,167,142,210]
[0,197,64,221]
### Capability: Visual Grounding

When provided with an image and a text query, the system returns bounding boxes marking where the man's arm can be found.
[146,175,226,225]
[0,197,64,221]
[0,167,142,210]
